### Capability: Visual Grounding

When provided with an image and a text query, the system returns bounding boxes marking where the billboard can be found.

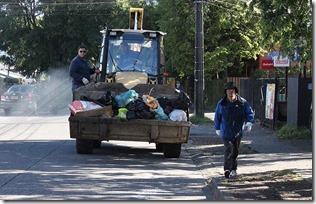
[265,83,275,120]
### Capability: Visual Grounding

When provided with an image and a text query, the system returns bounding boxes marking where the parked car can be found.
[0,84,58,116]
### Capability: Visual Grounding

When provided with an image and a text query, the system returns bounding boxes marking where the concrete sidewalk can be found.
[184,113,313,200]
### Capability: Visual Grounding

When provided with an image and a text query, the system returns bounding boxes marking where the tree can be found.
[0,0,160,75]
[249,0,312,63]
[204,0,264,78]
[156,0,264,80]
[156,0,195,80]
[0,0,121,75]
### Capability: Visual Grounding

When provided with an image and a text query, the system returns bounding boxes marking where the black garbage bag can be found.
[97,91,113,106]
[111,97,119,116]
[157,97,174,115]
[136,109,155,119]
[171,91,192,111]
[94,91,119,115]
[125,98,155,120]
[126,110,136,120]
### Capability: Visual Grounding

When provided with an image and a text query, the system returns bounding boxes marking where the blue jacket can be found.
[69,55,95,90]
[214,95,254,141]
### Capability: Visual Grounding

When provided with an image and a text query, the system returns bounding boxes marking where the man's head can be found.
[78,44,87,58]
[224,82,238,101]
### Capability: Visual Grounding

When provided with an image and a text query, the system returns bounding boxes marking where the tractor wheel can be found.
[93,140,102,148]
[76,139,94,154]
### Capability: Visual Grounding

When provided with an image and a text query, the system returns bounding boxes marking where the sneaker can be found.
[230,170,237,178]
[224,170,230,178]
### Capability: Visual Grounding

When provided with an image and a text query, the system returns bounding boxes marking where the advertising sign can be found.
[267,51,290,67]
[261,59,274,70]
[265,83,275,120]
[273,56,290,67]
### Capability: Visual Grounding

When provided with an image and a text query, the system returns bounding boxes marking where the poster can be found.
[265,83,275,119]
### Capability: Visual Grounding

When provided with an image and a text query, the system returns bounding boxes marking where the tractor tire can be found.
[76,139,94,154]
[93,140,102,148]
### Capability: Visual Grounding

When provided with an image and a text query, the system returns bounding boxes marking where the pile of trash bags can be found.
[80,89,192,122]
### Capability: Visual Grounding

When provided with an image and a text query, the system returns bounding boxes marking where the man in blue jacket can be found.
[214,82,254,179]
[69,44,100,92]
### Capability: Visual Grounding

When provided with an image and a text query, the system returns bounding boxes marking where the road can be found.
[0,108,215,201]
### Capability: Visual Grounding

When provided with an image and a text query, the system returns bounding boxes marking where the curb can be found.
[207,175,238,200]
[207,178,224,200]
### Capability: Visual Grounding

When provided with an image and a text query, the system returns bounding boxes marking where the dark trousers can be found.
[223,138,241,171]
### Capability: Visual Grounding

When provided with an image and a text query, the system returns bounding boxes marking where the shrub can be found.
[276,124,311,139]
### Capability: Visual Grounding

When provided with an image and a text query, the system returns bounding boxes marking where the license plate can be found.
[10,96,19,100]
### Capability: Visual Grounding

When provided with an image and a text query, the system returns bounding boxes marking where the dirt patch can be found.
[219,170,312,200]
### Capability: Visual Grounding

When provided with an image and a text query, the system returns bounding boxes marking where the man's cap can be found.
[224,82,238,93]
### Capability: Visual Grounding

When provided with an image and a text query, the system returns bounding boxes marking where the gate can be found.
[238,78,286,129]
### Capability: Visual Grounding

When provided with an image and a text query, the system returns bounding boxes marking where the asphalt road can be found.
[0,108,215,201]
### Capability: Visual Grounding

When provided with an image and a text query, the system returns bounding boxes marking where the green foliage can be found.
[276,124,311,139]
[189,115,213,124]
[0,0,122,75]
[204,79,226,111]
[204,0,263,78]
[0,0,312,83]
[249,0,312,62]
[156,0,195,78]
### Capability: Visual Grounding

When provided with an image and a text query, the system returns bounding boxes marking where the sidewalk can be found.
[185,113,313,200]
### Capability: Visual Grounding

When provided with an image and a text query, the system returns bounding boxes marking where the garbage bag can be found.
[157,97,174,115]
[125,98,155,120]
[152,103,169,120]
[171,91,192,111]
[115,90,139,108]
[68,100,102,116]
[118,108,128,119]
[169,109,188,122]
[97,91,113,106]
[142,95,158,109]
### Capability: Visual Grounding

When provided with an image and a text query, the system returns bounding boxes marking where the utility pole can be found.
[194,0,204,117]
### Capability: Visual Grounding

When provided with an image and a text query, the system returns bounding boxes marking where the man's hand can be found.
[82,77,89,85]
[216,130,220,136]
[245,122,253,133]
[95,69,101,74]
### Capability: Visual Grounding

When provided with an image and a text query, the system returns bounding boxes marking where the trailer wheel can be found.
[76,139,94,154]
[163,144,181,158]
[155,143,164,152]
[93,140,102,148]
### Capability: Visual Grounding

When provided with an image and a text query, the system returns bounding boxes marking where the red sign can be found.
[261,59,274,70]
